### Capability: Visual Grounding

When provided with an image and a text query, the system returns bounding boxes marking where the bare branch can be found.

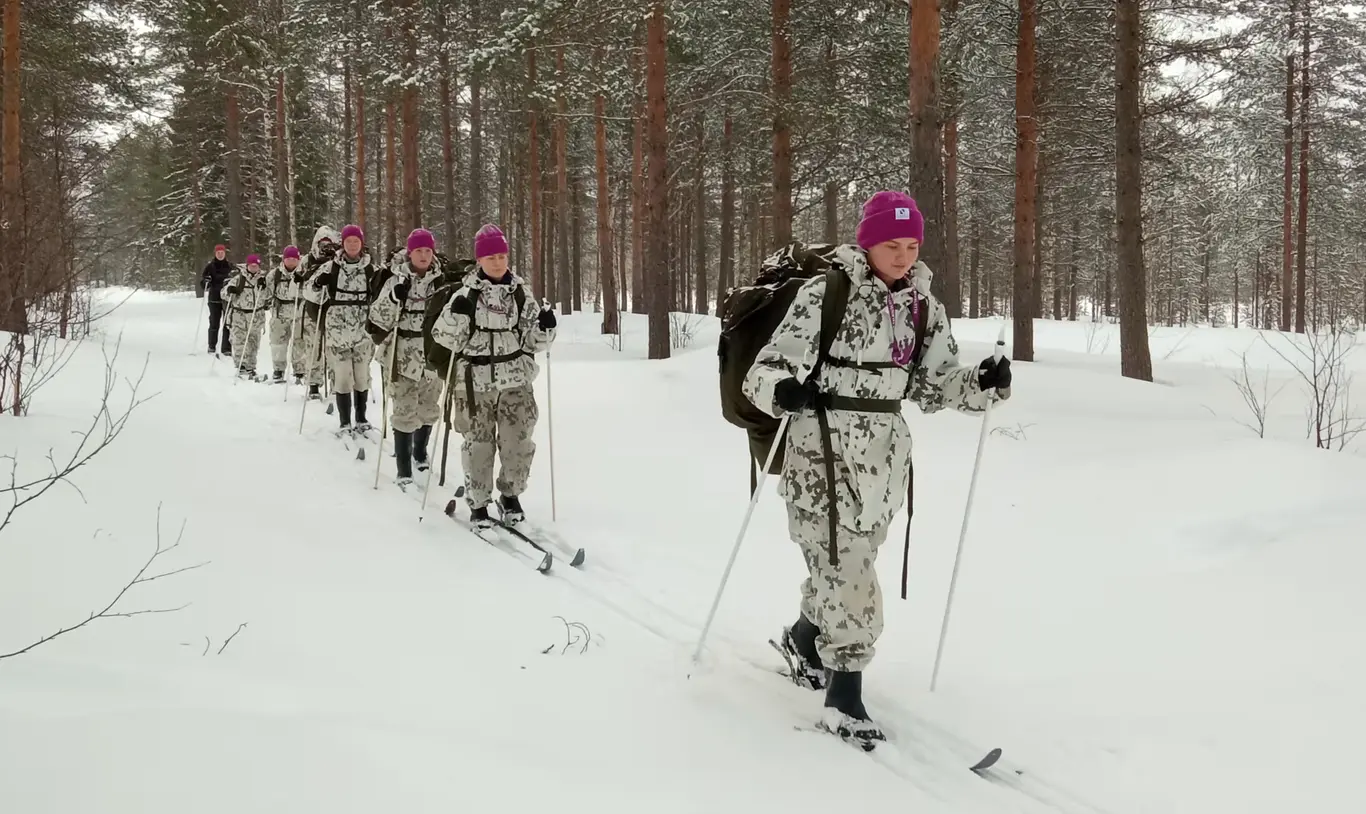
[0,505,208,661]
[216,623,248,655]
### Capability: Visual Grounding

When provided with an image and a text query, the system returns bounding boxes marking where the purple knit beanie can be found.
[282,245,300,260]
[406,228,436,253]
[855,191,925,250]
[246,254,261,266]
[474,224,509,259]
[340,224,364,243]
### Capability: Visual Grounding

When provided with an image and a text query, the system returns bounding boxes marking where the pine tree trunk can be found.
[770,0,793,246]
[631,68,646,314]
[645,3,671,359]
[1281,3,1297,332]
[968,196,980,319]
[822,37,840,245]
[275,72,290,246]
[1294,0,1311,334]
[594,47,619,335]
[720,111,736,300]
[0,0,20,409]
[1115,0,1154,381]
[571,169,583,313]
[343,60,354,225]
[385,100,398,252]
[693,114,707,315]
[941,0,962,317]
[401,0,420,235]
[555,46,572,314]
[1012,0,1037,361]
[910,0,948,300]
[439,32,457,248]
[1068,216,1079,320]
[528,49,543,297]
[469,0,484,234]
[356,82,367,232]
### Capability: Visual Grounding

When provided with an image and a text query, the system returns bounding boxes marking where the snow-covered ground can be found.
[2,289,1364,813]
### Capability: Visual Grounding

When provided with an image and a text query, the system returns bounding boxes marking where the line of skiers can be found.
[198,222,558,528]
[196,189,1016,756]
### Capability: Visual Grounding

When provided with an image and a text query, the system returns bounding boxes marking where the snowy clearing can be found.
[2,289,1364,813]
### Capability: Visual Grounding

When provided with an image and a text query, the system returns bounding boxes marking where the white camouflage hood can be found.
[311,226,340,258]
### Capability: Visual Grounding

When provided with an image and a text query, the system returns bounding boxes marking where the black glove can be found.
[774,377,819,412]
[978,356,1012,391]
[255,276,267,288]
[314,269,337,289]
[450,294,474,316]
[537,308,557,330]
[393,280,411,303]
[365,321,389,345]
[225,285,241,298]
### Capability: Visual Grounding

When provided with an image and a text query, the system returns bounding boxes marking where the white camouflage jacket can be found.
[429,268,555,393]
[267,263,303,321]
[368,258,442,383]
[743,245,1003,534]
[224,267,271,321]
[301,249,376,353]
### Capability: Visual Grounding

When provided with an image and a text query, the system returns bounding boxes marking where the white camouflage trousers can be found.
[327,341,374,393]
[788,503,890,673]
[389,373,442,433]
[461,383,538,509]
[229,308,267,373]
[299,313,326,385]
[269,309,304,376]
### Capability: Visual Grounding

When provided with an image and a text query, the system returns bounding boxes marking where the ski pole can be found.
[689,411,792,671]
[929,323,1007,693]
[193,286,206,353]
[283,275,303,402]
[298,304,325,434]
[235,276,265,386]
[373,336,399,489]
[546,346,557,522]
[419,351,459,520]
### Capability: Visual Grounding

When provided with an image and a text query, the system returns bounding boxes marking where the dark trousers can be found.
[207,301,232,353]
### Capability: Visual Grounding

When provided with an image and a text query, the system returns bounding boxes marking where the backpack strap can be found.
[457,280,530,417]
[813,268,851,568]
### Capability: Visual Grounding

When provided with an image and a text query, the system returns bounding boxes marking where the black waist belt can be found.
[824,356,905,372]
[458,349,529,417]
[814,393,901,413]
[397,328,423,339]
[233,304,270,313]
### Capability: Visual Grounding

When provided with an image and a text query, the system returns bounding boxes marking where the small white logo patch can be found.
[895,207,911,220]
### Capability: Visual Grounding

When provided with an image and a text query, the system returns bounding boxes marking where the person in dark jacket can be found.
[201,244,235,354]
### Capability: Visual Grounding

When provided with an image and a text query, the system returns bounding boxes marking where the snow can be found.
[3,288,1365,813]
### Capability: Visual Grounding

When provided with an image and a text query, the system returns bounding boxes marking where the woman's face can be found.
[479,253,509,278]
[867,238,921,282]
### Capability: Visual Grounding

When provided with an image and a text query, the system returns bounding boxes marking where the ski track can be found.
[22,299,1363,812]
[246,374,1105,814]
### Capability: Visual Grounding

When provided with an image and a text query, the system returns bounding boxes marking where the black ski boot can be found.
[353,390,370,432]
[773,614,828,690]
[335,391,353,433]
[497,494,525,525]
[393,430,414,487]
[412,424,431,472]
[469,505,494,529]
[293,373,304,385]
[308,383,322,400]
[821,670,885,751]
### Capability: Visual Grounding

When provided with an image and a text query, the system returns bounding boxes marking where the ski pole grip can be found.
[993,324,1006,363]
